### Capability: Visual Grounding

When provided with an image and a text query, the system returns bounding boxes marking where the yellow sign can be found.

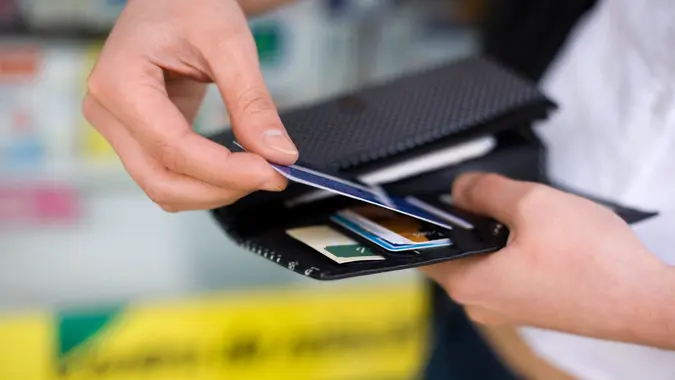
[0,282,428,380]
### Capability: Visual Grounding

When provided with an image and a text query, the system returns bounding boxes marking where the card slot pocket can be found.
[326,217,433,260]
[241,230,480,281]
[238,225,427,281]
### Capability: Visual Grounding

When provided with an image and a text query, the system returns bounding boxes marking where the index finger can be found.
[194,21,299,166]
[88,61,285,192]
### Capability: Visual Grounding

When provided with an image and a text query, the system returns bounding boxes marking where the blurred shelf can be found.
[0,23,110,41]
[0,160,137,192]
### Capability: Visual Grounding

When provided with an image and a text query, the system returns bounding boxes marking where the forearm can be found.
[237,0,298,16]
[536,253,675,349]
[628,263,675,349]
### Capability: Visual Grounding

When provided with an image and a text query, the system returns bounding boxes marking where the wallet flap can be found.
[210,57,556,173]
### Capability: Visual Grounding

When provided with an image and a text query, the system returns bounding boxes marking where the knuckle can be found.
[208,27,255,58]
[144,182,174,206]
[516,183,550,214]
[153,138,188,171]
[238,154,276,188]
[247,157,280,187]
[459,173,496,206]
[247,153,272,173]
[236,86,275,116]
[471,173,501,193]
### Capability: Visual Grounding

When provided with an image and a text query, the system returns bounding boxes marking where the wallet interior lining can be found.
[218,190,506,280]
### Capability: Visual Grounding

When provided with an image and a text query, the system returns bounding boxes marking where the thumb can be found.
[200,16,298,165]
[452,172,535,226]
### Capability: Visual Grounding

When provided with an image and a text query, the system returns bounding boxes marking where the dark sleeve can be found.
[480,0,598,82]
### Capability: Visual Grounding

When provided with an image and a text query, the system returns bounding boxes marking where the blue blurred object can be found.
[423,286,518,380]
[6,136,45,169]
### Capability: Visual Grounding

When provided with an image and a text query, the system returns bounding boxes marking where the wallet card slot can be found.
[237,220,431,281]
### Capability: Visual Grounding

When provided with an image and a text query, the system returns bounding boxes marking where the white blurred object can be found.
[19,0,84,29]
[85,0,125,30]
[525,0,675,379]
[359,136,496,185]
[19,0,121,30]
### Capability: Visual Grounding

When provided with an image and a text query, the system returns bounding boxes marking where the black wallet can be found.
[208,57,656,281]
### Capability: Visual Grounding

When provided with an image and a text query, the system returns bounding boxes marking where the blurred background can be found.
[0,0,574,379]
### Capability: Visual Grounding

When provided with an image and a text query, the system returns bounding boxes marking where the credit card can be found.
[233,141,454,230]
[285,225,385,264]
[331,215,450,252]
[338,205,451,245]
[406,196,474,229]
[274,163,455,230]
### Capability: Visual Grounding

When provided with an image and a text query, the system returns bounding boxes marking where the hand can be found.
[83,0,298,212]
[422,173,675,348]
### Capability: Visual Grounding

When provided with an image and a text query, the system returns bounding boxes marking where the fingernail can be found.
[262,180,287,192]
[262,130,298,156]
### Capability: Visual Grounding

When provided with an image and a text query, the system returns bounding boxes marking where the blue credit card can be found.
[331,215,450,252]
[233,141,454,230]
[270,163,387,205]
[275,164,456,230]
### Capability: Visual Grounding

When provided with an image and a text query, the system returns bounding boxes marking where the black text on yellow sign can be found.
[0,282,429,380]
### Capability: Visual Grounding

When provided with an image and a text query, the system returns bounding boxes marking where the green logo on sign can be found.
[56,307,122,373]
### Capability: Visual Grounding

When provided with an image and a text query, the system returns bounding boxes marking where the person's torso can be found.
[522,1,675,379]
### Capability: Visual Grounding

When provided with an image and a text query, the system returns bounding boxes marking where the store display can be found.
[0,183,81,224]
[0,44,45,170]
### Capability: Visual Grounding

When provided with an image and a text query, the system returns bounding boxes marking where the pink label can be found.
[0,184,81,224]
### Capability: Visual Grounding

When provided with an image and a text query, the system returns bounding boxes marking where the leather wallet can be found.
[208,57,656,281]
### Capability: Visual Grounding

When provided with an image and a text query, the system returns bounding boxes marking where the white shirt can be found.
[523,1,675,379]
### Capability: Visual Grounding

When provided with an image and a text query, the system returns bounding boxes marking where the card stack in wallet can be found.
[208,57,657,281]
